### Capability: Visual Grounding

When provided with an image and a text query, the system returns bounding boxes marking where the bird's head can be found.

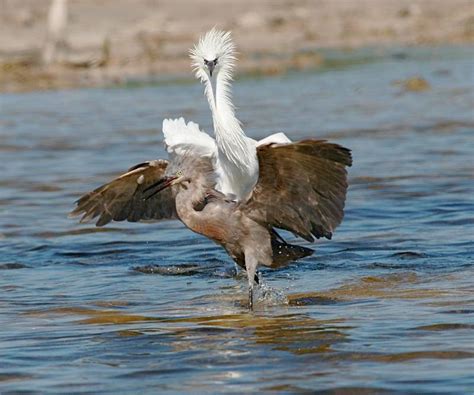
[168,170,191,190]
[143,170,190,200]
[190,28,236,82]
[144,158,216,200]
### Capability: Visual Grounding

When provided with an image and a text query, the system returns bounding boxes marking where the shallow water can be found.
[1,47,474,394]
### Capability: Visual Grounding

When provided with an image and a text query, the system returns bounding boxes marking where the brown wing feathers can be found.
[69,160,177,226]
[71,140,351,240]
[244,140,352,242]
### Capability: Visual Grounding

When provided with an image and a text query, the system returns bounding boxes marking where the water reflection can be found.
[28,305,349,356]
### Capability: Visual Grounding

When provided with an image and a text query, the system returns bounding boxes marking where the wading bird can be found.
[70,121,351,308]
[190,29,291,200]
[70,30,352,308]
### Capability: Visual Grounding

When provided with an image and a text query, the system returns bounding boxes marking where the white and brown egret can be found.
[70,31,352,309]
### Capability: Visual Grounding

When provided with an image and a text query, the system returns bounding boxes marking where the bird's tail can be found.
[270,230,314,268]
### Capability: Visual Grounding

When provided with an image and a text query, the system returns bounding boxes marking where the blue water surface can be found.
[1,47,473,394]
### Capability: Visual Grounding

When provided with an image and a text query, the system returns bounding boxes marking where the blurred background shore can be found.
[1,0,473,92]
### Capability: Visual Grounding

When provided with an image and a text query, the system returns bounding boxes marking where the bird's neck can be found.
[174,185,226,243]
[206,72,255,172]
[175,184,205,220]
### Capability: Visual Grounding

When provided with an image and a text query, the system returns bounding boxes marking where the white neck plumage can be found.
[204,68,254,172]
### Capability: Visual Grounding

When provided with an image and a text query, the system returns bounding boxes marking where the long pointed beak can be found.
[144,176,180,200]
[207,62,215,77]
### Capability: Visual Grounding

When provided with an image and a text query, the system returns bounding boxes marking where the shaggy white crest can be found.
[189,28,236,86]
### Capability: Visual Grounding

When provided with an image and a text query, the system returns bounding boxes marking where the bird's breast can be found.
[189,220,229,244]
[176,198,235,245]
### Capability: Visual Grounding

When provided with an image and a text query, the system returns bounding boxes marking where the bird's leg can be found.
[248,287,254,310]
[244,252,258,311]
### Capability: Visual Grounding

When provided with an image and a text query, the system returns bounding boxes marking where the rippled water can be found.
[1,47,473,394]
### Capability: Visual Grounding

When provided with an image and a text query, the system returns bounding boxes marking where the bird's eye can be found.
[176,170,183,177]
[204,58,218,66]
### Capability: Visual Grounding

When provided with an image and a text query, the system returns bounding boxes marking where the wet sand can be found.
[1,0,473,92]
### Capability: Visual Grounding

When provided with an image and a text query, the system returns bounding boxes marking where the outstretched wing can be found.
[162,117,217,159]
[70,160,177,227]
[242,140,352,242]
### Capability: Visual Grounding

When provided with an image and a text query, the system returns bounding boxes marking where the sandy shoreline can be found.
[1,0,473,92]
